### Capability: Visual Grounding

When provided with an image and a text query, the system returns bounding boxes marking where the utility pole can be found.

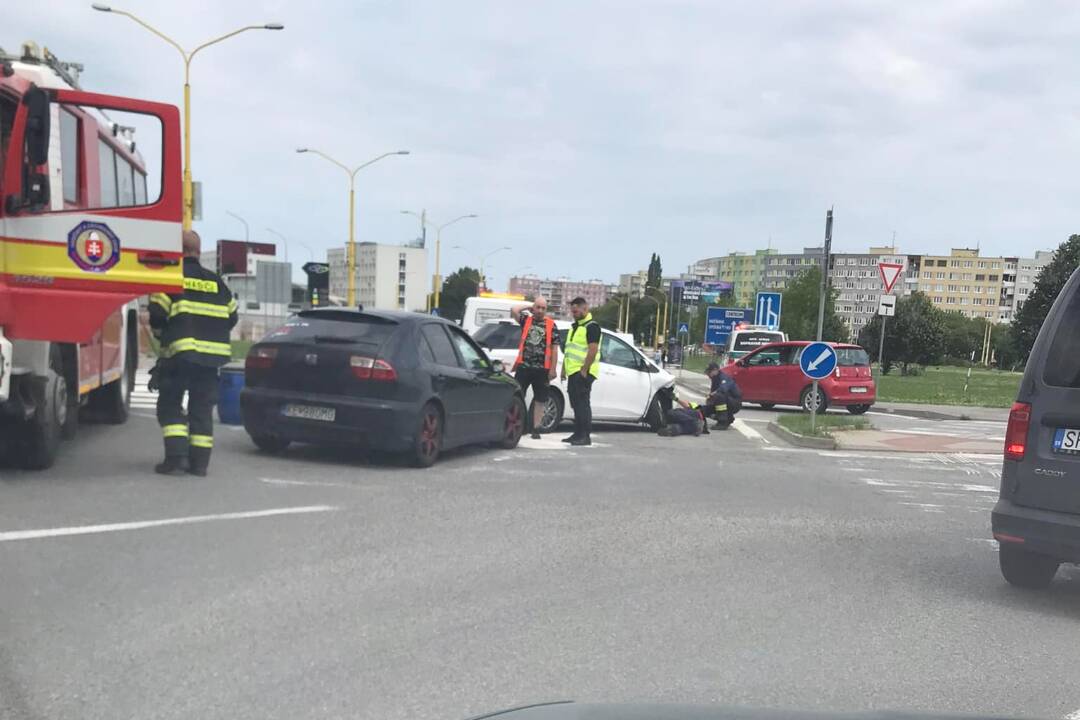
[811,208,833,434]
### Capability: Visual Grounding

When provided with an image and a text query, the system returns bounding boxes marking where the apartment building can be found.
[328,242,428,312]
[913,248,1015,323]
[829,247,908,333]
[715,249,777,306]
[762,247,826,292]
[618,270,648,298]
[508,275,609,317]
[1013,250,1055,314]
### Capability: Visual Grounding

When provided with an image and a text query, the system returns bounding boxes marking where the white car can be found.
[473,318,676,433]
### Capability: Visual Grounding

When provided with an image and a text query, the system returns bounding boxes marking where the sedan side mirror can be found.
[491,359,506,374]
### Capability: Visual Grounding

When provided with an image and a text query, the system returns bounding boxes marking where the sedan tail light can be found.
[1004,401,1032,461]
[350,355,397,382]
[245,346,277,370]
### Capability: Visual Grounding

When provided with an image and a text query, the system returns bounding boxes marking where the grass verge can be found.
[874,365,1020,408]
[778,413,871,438]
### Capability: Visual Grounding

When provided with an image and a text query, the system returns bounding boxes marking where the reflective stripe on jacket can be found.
[149,257,238,367]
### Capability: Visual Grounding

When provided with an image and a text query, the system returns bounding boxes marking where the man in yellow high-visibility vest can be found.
[560,296,601,446]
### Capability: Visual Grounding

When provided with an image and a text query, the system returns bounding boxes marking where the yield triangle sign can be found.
[878,262,904,294]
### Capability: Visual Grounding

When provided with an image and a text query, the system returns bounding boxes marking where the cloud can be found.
[7,0,1080,288]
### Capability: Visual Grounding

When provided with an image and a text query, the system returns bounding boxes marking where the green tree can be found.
[778,266,849,342]
[646,253,663,289]
[939,311,987,364]
[993,324,1022,371]
[859,292,945,374]
[1013,236,1079,363]
[438,266,481,322]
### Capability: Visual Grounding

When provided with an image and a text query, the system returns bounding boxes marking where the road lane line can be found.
[0,505,339,543]
[259,477,351,488]
[733,418,768,443]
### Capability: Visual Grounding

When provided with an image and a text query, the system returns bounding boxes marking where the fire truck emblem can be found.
[67,221,121,273]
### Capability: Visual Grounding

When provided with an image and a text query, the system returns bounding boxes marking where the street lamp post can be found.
[298,149,410,306]
[401,211,477,312]
[479,246,511,291]
[92,4,283,231]
[225,210,249,242]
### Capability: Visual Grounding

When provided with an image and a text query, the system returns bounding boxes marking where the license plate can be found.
[1053,427,1080,454]
[850,386,868,394]
[282,404,336,422]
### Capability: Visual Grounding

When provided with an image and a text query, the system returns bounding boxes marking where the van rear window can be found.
[1043,289,1080,387]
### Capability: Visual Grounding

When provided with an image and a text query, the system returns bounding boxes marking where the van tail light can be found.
[1004,401,1032,461]
[350,355,397,382]
[245,346,277,370]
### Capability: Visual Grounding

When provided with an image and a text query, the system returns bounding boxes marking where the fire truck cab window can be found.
[59,108,79,204]
[98,139,118,208]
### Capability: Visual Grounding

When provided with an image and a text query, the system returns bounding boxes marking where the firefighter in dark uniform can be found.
[148,230,238,476]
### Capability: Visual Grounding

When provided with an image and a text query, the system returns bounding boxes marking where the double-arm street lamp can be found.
[92,4,284,231]
[401,211,478,312]
[298,149,410,306]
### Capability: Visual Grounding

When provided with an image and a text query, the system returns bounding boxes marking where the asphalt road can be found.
[1,408,1077,720]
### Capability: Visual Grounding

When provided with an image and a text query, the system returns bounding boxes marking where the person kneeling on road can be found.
[703,361,742,431]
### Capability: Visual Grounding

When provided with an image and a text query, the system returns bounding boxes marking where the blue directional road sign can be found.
[705,307,753,346]
[799,342,837,380]
[755,291,782,329]
[678,322,689,335]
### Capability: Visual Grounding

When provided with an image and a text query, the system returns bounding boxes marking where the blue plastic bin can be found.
[217,362,245,425]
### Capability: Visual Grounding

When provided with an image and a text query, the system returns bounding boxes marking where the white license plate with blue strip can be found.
[1052,428,1080,454]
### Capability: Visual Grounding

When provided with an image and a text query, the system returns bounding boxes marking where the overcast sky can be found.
[10,0,1078,288]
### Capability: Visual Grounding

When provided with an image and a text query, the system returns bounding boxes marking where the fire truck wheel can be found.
[89,352,133,425]
[21,361,65,470]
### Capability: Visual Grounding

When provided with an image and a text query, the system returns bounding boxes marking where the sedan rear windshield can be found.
[733,332,784,352]
[836,347,870,366]
[262,312,398,345]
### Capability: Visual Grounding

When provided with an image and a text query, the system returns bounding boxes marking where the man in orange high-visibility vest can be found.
[511,297,559,440]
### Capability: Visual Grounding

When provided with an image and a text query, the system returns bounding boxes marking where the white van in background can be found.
[460,295,526,336]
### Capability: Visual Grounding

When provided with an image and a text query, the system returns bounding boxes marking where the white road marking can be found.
[899,502,945,512]
[0,505,338,543]
[259,477,350,488]
[1064,710,1080,720]
[733,418,768,443]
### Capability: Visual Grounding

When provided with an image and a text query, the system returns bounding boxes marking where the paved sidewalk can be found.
[831,429,1001,455]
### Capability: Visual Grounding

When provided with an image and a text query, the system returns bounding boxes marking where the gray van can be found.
[992,267,1080,588]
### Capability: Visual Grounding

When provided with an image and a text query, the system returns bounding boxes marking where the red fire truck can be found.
[0,42,183,468]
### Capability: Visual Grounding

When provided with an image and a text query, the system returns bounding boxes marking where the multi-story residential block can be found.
[328,242,428,312]
[913,248,1014,323]
[508,276,609,317]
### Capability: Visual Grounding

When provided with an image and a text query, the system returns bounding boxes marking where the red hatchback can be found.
[724,341,876,414]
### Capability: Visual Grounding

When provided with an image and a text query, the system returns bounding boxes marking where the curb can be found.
[767,421,837,450]
[872,406,975,422]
